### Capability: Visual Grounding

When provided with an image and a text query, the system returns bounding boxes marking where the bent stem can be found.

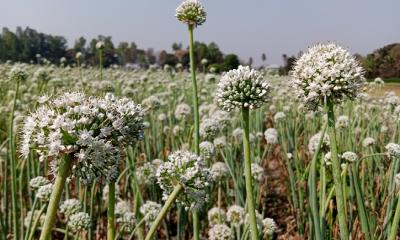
[242,107,259,240]
[39,156,73,240]
[389,191,400,240]
[188,23,201,240]
[107,182,116,240]
[326,101,349,240]
[145,184,184,240]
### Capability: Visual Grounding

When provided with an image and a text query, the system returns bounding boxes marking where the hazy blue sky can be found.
[1,0,399,65]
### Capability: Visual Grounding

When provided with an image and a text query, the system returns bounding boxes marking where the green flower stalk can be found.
[96,41,104,81]
[175,1,207,239]
[291,43,365,239]
[216,65,271,240]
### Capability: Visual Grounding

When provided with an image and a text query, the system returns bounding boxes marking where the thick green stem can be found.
[242,107,259,240]
[145,184,183,240]
[107,183,116,240]
[188,24,201,240]
[39,156,72,240]
[9,79,20,240]
[389,192,400,240]
[326,101,349,240]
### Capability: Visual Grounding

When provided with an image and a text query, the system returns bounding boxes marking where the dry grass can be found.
[370,83,400,96]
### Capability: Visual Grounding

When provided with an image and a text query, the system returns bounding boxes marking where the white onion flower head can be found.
[386,143,400,158]
[336,115,349,128]
[96,41,105,50]
[362,137,375,148]
[199,141,215,159]
[20,92,144,184]
[213,136,227,148]
[208,224,233,240]
[136,162,157,185]
[245,211,263,231]
[156,150,211,210]
[24,211,45,228]
[262,218,278,237]
[244,163,264,183]
[36,183,53,202]
[60,199,81,217]
[291,43,365,110]
[308,132,330,154]
[175,0,207,27]
[395,173,400,190]
[216,65,271,111]
[199,118,219,140]
[264,128,278,144]
[175,103,191,120]
[227,205,244,226]
[117,212,136,233]
[211,162,229,182]
[273,112,286,123]
[140,201,161,222]
[342,151,358,163]
[9,64,28,82]
[67,212,91,232]
[208,207,226,225]
[29,176,49,190]
[115,201,131,216]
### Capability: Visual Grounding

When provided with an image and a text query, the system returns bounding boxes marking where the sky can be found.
[1,0,399,66]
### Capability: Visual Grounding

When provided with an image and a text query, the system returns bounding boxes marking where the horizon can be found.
[1,0,400,66]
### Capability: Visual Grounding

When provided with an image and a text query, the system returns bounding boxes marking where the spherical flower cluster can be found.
[336,115,349,128]
[136,162,157,185]
[208,224,233,240]
[199,118,219,139]
[232,128,243,142]
[20,92,144,184]
[115,201,131,216]
[36,183,53,202]
[175,0,207,27]
[227,205,244,226]
[24,210,45,228]
[246,163,264,183]
[199,141,215,159]
[213,136,227,148]
[140,201,161,222]
[142,95,162,111]
[386,143,400,158]
[216,66,270,111]
[156,150,211,210]
[117,212,136,233]
[29,176,49,190]
[208,207,226,225]
[96,41,105,50]
[60,198,81,217]
[362,137,375,148]
[395,173,400,190]
[67,212,91,232]
[291,43,365,110]
[262,218,278,236]
[341,151,358,163]
[9,64,28,82]
[308,132,330,154]
[211,162,229,182]
[174,103,191,120]
[75,52,82,59]
[273,112,286,123]
[264,128,278,144]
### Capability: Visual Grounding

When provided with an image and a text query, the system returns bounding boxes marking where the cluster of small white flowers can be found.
[308,132,330,154]
[264,128,278,144]
[175,0,207,27]
[262,218,278,236]
[245,211,263,231]
[24,210,45,228]
[200,118,220,139]
[136,162,157,185]
[200,141,215,159]
[33,67,51,83]
[115,201,131,216]
[9,64,28,82]
[394,105,400,121]
[362,137,375,147]
[226,205,244,226]
[20,92,144,184]
[156,150,211,210]
[395,173,400,189]
[36,183,53,202]
[342,151,358,162]
[213,136,227,148]
[232,128,243,142]
[211,162,229,181]
[207,207,226,225]
[273,112,286,123]
[117,212,136,233]
[29,176,49,189]
[208,224,233,240]
[60,198,81,217]
[246,163,264,183]
[291,43,365,110]
[386,143,400,158]
[142,95,162,111]
[336,115,349,128]
[102,184,121,202]
[67,212,91,232]
[174,103,191,120]
[216,66,270,111]
[140,201,161,222]
[96,41,104,50]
